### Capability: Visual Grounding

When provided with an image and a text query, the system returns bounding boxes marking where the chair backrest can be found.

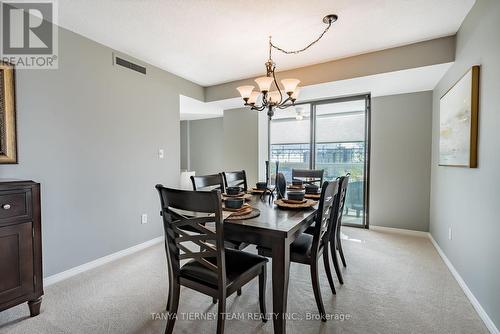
[334,175,350,232]
[275,172,287,199]
[155,185,227,289]
[346,180,363,209]
[292,169,324,186]
[191,173,225,193]
[311,180,339,255]
[222,170,248,191]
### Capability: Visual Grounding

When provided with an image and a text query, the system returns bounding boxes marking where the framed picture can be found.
[439,65,480,168]
[0,61,17,164]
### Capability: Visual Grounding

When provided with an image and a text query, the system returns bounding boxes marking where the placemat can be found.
[222,203,251,212]
[274,199,317,209]
[224,208,260,221]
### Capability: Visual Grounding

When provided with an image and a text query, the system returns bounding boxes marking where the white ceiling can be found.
[58,0,474,86]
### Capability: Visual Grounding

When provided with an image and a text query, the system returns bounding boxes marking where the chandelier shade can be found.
[236,85,255,100]
[291,87,301,100]
[248,91,260,104]
[267,91,282,103]
[281,79,300,94]
[255,76,274,92]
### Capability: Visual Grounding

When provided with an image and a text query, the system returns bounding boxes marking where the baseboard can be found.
[370,225,429,237]
[428,234,499,334]
[44,236,164,287]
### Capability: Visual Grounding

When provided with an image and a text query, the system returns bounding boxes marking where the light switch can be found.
[158,149,165,159]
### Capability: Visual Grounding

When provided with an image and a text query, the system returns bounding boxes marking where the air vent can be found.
[114,56,146,75]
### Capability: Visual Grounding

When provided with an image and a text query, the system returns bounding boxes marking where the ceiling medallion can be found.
[237,14,338,119]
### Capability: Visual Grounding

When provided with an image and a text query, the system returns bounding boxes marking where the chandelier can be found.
[237,14,338,119]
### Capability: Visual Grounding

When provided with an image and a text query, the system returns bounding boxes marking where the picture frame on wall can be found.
[439,65,480,168]
[0,61,18,164]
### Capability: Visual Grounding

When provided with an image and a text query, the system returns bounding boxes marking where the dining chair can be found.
[304,175,349,284]
[222,170,248,191]
[155,186,268,334]
[191,173,225,192]
[292,169,324,186]
[191,173,248,297]
[257,180,339,322]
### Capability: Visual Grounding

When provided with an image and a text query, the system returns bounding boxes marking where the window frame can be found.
[268,93,371,229]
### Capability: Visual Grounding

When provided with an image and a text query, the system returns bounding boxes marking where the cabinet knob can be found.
[2,204,11,210]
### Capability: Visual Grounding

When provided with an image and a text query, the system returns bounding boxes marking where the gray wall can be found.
[180,120,189,170]
[185,109,260,186]
[188,118,224,176]
[0,27,203,277]
[223,108,259,186]
[370,92,432,231]
[430,0,500,329]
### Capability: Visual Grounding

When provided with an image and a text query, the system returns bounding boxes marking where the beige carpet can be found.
[0,227,488,334]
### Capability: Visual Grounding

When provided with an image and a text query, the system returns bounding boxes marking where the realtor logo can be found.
[1,0,58,69]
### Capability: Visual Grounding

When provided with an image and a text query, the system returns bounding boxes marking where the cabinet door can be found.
[0,222,34,302]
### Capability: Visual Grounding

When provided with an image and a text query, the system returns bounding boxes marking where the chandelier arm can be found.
[271,67,283,105]
[251,105,267,112]
[278,97,291,106]
[270,20,332,55]
[277,102,292,110]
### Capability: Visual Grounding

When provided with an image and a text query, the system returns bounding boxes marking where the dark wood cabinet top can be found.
[0,179,36,184]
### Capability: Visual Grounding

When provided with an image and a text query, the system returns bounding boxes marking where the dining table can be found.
[223,193,318,334]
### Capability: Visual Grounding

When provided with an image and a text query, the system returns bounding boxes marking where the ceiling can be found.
[58,0,474,86]
[182,63,453,120]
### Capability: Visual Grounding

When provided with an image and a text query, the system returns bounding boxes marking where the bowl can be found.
[305,184,319,194]
[287,191,305,202]
[292,179,303,187]
[225,198,244,209]
[226,186,242,195]
[256,182,267,190]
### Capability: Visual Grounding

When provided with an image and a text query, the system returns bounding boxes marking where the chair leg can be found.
[166,287,171,311]
[237,288,242,296]
[322,246,336,294]
[259,265,268,322]
[165,241,172,311]
[310,262,327,322]
[330,239,344,285]
[217,293,227,334]
[165,282,180,334]
[337,232,347,267]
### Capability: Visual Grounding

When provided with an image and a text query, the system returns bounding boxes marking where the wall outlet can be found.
[141,214,148,224]
[448,227,452,240]
[158,149,165,159]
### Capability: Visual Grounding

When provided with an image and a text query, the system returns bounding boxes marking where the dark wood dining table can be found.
[223,194,318,334]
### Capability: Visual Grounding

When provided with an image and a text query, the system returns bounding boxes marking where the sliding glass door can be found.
[314,97,369,227]
[270,104,311,181]
[270,95,370,228]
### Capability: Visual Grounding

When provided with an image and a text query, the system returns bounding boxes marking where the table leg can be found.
[272,238,290,334]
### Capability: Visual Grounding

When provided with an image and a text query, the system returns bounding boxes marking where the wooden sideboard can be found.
[0,180,43,316]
